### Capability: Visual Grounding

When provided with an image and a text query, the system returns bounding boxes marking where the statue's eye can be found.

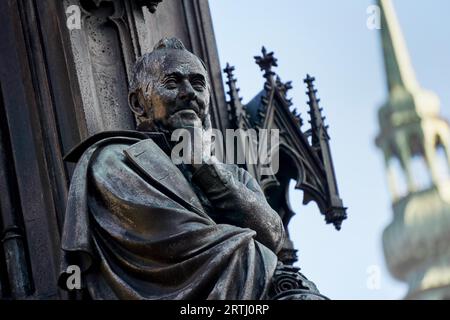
[191,77,206,91]
[163,76,178,89]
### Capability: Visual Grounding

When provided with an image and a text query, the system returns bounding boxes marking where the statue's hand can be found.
[171,125,214,170]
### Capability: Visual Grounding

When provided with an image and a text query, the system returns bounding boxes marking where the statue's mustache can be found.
[172,99,202,115]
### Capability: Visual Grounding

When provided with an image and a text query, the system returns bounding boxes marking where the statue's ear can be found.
[128,91,145,117]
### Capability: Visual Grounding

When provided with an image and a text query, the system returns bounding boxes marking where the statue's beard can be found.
[137,111,213,166]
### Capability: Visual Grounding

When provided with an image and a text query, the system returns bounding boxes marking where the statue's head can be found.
[129,38,211,132]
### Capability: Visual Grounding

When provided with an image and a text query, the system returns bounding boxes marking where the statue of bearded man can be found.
[59,38,290,300]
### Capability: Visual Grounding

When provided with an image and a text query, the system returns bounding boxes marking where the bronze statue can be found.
[59,38,323,300]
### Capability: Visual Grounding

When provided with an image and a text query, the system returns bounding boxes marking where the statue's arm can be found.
[192,162,285,253]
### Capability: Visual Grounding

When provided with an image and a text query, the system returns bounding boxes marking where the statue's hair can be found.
[129,37,208,95]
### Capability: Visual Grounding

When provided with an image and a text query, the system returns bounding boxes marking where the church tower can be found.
[376,0,450,299]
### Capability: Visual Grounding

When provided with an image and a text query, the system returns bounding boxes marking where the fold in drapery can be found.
[59,133,278,299]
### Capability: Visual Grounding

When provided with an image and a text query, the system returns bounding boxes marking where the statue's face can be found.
[143,49,210,130]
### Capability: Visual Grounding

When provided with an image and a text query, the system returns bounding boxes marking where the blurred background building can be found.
[376,0,450,299]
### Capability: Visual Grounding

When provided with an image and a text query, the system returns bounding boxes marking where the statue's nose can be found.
[179,81,195,101]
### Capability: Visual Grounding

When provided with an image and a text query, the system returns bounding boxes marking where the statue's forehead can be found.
[153,50,206,77]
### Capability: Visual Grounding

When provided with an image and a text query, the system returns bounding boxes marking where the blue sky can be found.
[209,0,450,299]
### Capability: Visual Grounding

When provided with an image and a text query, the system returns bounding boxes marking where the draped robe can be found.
[59,131,283,299]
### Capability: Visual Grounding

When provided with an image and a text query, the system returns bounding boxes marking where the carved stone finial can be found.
[253,47,279,129]
[223,62,235,79]
[254,46,278,76]
[304,74,328,150]
[224,63,246,127]
[304,74,347,230]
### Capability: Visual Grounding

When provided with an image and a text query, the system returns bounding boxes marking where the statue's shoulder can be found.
[64,130,170,163]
